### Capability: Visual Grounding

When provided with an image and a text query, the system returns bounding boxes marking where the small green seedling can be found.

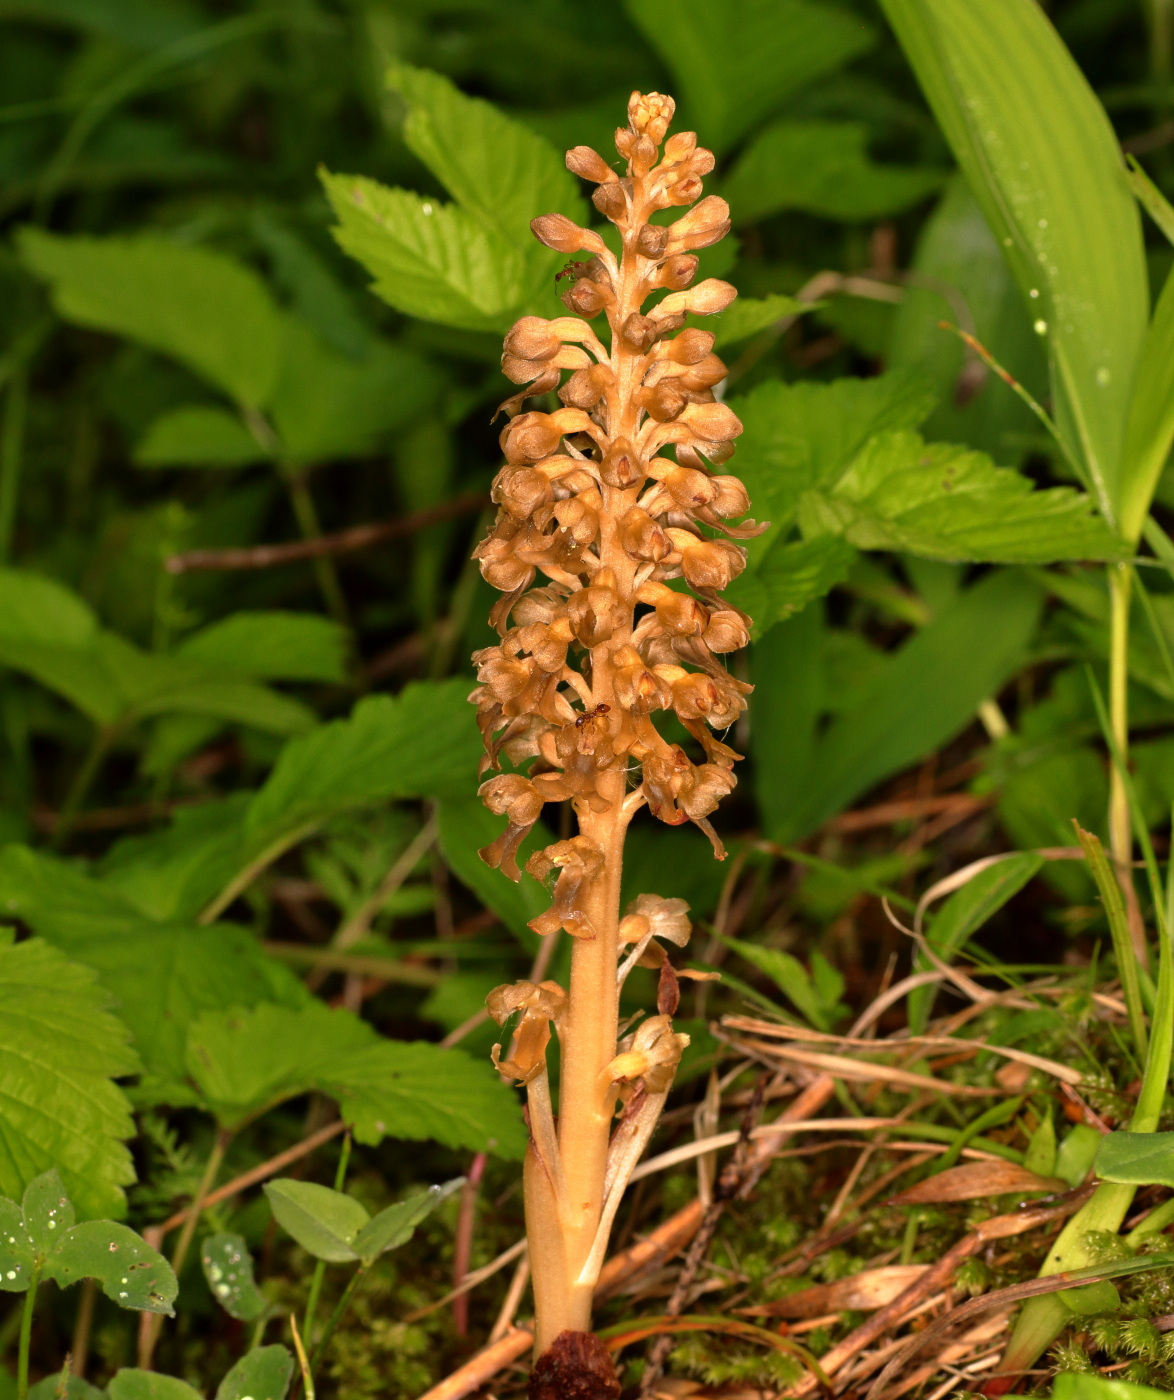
[263,1175,461,1384]
[0,1170,177,1400]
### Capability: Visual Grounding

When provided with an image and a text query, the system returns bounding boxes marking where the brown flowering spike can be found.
[471,90,761,1360]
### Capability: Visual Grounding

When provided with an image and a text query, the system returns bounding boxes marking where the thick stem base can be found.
[528,1331,620,1400]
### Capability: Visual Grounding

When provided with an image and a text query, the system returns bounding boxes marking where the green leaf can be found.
[239,682,479,873]
[46,1220,177,1314]
[97,800,253,922]
[322,172,532,333]
[887,175,1048,463]
[201,1234,267,1322]
[1119,263,1174,542]
[1094,1131,1174,1188]
[878,0,1148,530]
[22,1169,75,1256]
[176,613,348,684]
[729,534,857,638]
[134,407,271,469]
[388,65,585,249]
[267,318,442,464]
[732,369,939,557]
[755,571,1043,841]
[800,430,1123,563]
[0,844,308,1100]
[908,852,1044,1032]
[29,1373,105,1400]
[215,1347,292,1400]
[263,1180,368,1263]
[18,231,282,409]
[107,1372,201,1400]
[436,797,554,946]
[708,293,814,350]
[186,1001,525,1157]
[0,570,317,733]
[723,121,943,224]
[1052,1374,1171,1400]
[351,1178,463,1265]
[0,938,137,1220]
[0,1197,35,1292]
[624,0,875,155]
[1126,157,1174,248]
[721,937,835,1030]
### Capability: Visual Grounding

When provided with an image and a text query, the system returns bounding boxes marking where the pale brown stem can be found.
[522,181,654,1349]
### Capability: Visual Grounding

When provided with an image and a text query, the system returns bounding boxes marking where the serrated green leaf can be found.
[46,1220,177,1314]
[0,939,137,1219]
[624,0,875,155]
[0,844,308,1100]
[107,1372,200,1400]
[878,0,1147,529]
[185,1001,524,1157]
[802,430,1123,563]
[201,1233,267,1321]
[731,369,939,561]
[238,682,479,874]
[1094,1131,1174,1188]
[723,121,943,224]
[263,1180,368,1262]
[96,800,252,922]
[388,65,584,249]
[729,534,857,639]
[176,613,347,684]
[215,1347,292,1400]
[708,293,814,349]
[134,407,271,469]
[322,172,531,332]
[22,1169,75,1256]
[19,231,282,409]
[352,1178,463,1265]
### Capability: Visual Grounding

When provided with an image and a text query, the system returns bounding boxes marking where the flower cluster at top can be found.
[470,90,762,938]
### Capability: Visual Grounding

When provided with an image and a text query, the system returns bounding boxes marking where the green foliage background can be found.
[1,0,1174,1394]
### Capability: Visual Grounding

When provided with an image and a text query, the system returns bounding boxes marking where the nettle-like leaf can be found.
[264,1175,462,1266]
[216,1347,293,1400]
[799,429,1124,563]
[18,230,282,409]
[0,1170,175,1313]
[201,1234,268,1322]
[199,680,481,916]
[706,293,816,350]
[324,66,584,332]
[29,1373,105,1400]
[0,941,138,1220]
[624,0,875,155]
[0,569,315,735]
[19,229,441,470]
[186,1001,526,1158]
[723,121,944,223]
[0,846,308,1104]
